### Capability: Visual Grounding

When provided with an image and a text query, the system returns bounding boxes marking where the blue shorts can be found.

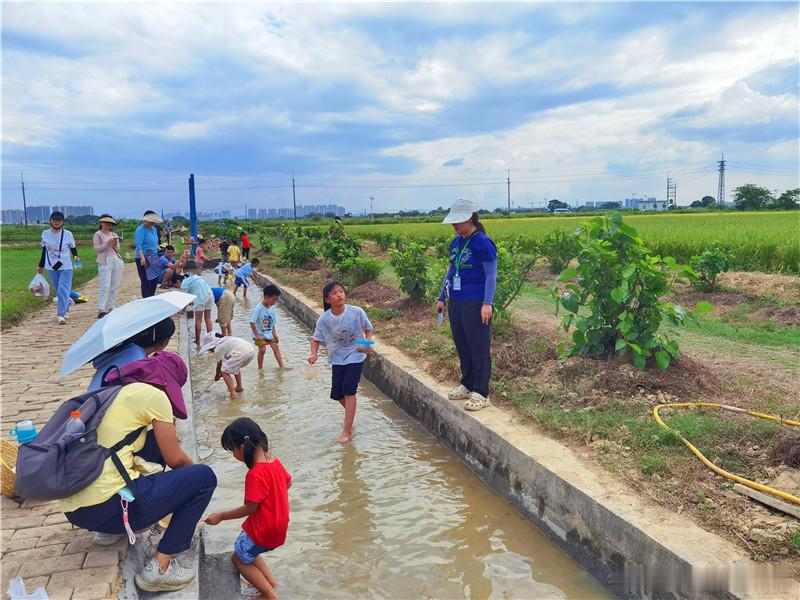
[234,530,272,564]
[330,362,364,401]
[234,276,248,288]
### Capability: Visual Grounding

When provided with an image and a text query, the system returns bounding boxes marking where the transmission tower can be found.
[666,175,676,207]
[717,154,726,206]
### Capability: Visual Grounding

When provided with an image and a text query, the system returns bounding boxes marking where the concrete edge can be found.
[262,275,795,600]
[118,312,203,600]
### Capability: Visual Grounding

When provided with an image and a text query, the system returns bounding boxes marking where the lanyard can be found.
[454,232,476,276]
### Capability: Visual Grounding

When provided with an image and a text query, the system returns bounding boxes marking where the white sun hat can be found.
[199,331,225,354]
[441,198,478,224]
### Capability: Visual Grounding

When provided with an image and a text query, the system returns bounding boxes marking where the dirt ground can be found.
[261,252,800,569]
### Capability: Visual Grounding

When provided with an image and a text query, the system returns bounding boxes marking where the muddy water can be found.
[192,280,609,599]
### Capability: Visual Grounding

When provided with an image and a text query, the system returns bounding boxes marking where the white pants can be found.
[98,257,124,311]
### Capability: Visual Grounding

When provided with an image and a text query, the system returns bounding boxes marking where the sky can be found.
[2,1,799,218]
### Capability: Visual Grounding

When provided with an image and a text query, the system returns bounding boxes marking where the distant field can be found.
[346,211,800,274]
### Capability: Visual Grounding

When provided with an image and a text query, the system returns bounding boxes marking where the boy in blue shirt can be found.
[145,245,178,290]
[250,284,286,369]
[181,260,214,347]
[234,258,260,300]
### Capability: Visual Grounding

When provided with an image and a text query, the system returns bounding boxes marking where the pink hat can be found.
[104,351,188,419]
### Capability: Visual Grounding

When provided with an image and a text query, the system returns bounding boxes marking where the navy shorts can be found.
[330,362,364,401]
[234,276,248,288]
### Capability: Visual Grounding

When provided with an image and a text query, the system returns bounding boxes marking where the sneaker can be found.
[63,312,70,320]
[447,384,471,401]
[93,532,124,546]
[135,557,194,592]
[57,316,67,325]
[464,392,490,411]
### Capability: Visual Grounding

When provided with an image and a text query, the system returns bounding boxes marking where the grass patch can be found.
[1,244,100,326]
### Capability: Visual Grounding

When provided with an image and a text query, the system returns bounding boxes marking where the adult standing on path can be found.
[135,210,162,297]
[436,199,497,411]
[93,214,124,319]
[38,210,79,325]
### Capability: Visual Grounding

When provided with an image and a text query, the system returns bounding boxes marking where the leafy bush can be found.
[278,232,318,268]
[339,255,384,287]
[691,243,732,292]
[540,229,580,274]
[321,222,361,269]
[258,231,273,254]
[434,235,452,259]
[390,242,433,301]
[373,232,398,251]
[494,241,537,320]
[552,214,696,371]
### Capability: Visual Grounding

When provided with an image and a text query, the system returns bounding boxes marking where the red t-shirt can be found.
[242,458,291,549]
[241,235,251,249]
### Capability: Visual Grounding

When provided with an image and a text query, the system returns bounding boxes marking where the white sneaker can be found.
[135,557,194,592]
[447,384,471,401]
[464,392,490,411]
[57,316,67,325]
[63,312,70,320]
[93,532,124,546]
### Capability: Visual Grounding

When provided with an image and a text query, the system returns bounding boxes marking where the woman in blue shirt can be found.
[135,211,162,297]
[436,199,497,411]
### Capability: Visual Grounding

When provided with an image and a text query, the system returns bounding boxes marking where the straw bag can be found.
[1,439,19,497]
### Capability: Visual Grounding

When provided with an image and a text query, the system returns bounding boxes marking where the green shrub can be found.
[339,255,384,287]
[278,233,317,268]
[434,235,452,259]
[258,231,273,254]
[541,229,579,274]
[373,232,398,251]
[494,241,537,320]
[691,243,732,292]
[390,242,433,301]
[552,214,696,371]
[321,222,361,269]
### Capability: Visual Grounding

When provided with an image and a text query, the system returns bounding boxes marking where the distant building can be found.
[51,205,94,218]
[1,209,26,224]
[25,205,51,223]
[638,199,668,212]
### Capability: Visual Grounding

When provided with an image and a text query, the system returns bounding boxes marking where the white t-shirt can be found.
[41,228,76,270]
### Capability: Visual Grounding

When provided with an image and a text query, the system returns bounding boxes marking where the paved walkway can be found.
[0,265,161,600]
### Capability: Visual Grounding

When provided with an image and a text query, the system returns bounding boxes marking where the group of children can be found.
[202,281,373,599]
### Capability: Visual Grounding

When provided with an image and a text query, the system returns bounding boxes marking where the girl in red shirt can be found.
[205,418,291,600]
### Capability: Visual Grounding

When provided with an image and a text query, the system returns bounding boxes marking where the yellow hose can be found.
[652,402,800,505]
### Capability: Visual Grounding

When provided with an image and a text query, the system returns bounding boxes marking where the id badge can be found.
[452,276,461,291]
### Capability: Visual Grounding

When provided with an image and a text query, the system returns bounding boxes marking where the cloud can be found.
[442,158,464,167]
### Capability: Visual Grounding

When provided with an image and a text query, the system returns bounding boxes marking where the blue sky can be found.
[2,2,798,217]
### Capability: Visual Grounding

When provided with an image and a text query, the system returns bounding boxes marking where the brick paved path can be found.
[1,265,151,600]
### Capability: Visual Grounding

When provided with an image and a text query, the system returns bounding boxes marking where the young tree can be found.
[733,184,773,210]
[773,188,799,210]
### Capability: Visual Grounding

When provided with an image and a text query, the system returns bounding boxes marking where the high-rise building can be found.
[51,205,94,217]
[26,206,51,223]
[1,209,26,224]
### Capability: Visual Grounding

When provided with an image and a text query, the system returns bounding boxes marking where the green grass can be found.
[346,211,800,273]
[1,244,99,326]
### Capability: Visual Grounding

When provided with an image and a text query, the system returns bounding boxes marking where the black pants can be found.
[135,258,155,297]
[242,247,250,260]
[449,300,492,397]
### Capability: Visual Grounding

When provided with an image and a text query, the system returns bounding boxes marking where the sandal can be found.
[464,392,490,411]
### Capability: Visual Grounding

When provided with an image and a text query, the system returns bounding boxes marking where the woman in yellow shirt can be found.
[63,353,216,593]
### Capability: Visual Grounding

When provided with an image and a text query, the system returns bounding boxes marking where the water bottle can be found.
[74,258,82,270]
[187,302,195,319]
[64,411,85,442]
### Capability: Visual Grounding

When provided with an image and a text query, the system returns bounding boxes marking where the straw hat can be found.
[98,214,117,224]
[143,212,163,224]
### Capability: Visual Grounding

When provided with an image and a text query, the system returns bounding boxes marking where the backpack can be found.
[14,385,146,500]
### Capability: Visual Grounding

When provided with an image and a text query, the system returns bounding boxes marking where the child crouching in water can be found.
[199,333,256,400]
[205,418,291,600]
[308,281,373,444]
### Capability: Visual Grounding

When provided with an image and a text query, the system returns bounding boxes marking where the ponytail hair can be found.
[470,212,486,234]
[221,417,269,469]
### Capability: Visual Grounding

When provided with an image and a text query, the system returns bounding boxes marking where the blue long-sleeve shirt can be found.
[134,224,159,256]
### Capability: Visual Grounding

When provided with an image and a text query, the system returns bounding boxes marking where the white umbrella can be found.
[60,291,195,378]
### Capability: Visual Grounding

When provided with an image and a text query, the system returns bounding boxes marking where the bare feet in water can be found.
[335,431,353,444]
[235,386,244,392]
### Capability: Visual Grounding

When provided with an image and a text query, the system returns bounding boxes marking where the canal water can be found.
[192,278,609,599]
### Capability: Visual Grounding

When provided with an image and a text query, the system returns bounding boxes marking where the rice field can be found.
[347,211,800,274]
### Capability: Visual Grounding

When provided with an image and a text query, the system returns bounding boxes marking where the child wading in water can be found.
[308,281,373,443]
[250,284,287,369]
[205,418,291,600]
[199,333,256,400]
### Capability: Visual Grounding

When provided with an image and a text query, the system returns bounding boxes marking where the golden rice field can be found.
[347,211,800,274]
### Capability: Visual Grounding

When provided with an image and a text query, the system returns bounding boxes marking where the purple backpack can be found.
[14,385,145,500]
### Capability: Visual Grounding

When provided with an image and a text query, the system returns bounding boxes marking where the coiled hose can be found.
[652,402,800,505]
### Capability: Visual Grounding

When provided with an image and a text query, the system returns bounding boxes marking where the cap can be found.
[50,211,65,221]
[441,198,478,224]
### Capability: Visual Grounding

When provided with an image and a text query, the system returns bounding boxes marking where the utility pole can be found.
[292,173,297,222]
[717,154,726,206]
[507,170,511,212]
[20,172,28,229]
[188,174,198,253]
[370,196,374,221]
